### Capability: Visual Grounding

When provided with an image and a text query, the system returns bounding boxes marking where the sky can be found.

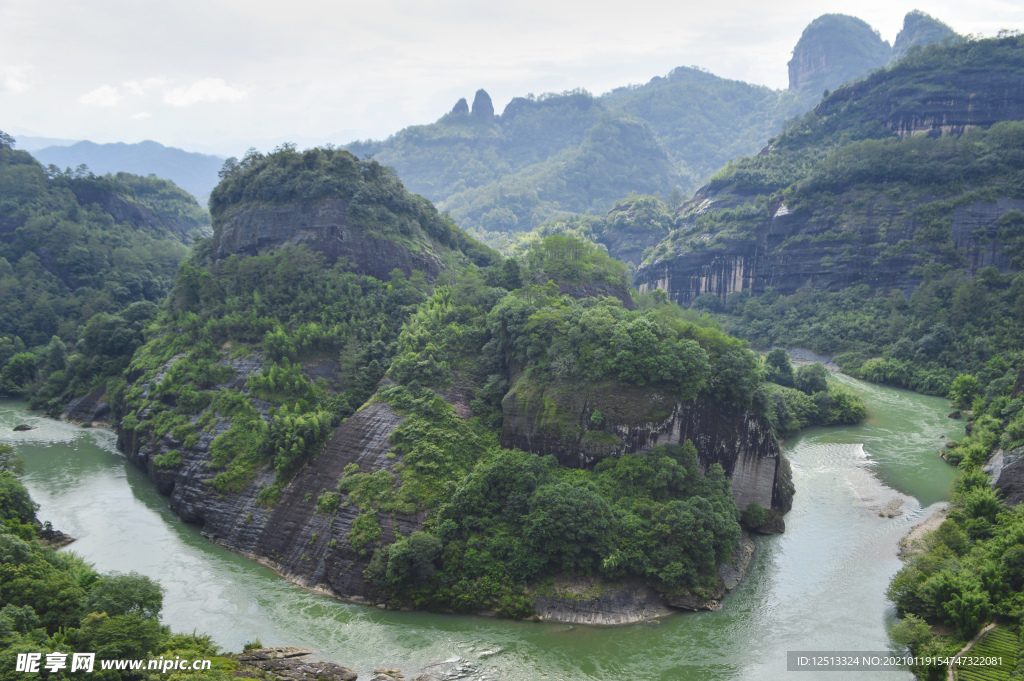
[2,0,1022,157]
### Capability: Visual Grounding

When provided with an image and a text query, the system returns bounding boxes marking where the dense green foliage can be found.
[353,384,740,616]
[123,244,431,493]
[763,356,867,437]
[348,65,810,236]
[886,393,1024,679]
[0,132,202,413]
[0,445,230,680]
[211,144,496,267]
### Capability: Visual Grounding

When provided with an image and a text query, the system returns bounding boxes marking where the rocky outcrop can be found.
[531,533,757,622]
[234,648,357,681]
[890,11,957,64]
[212,199,442,281]
[63,386,110,424]
[530,577,674,624]
[68,186,208,243]
[471,89,494,122]
[993,446,1024,507]
[450,98,469,115]
[637,197,1024,306]
[116,348,421,604]
[556,281,636,310]
[501,379,792,513]
[787,14,890,95]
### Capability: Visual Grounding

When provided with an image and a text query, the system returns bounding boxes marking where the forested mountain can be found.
[108,144,832,622]
[32,140,224,207]
[576,33,1024,671]
[0,131,206,412]
[632,33,1024,396]
[347,11,955,236]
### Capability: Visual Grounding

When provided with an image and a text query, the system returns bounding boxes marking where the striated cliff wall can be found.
[118,353,418,601]
[212,198,442,281]
[500,379,793,513]
[637,197,1024,307]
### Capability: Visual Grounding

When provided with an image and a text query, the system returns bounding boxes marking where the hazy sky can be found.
[2,0,1022,156]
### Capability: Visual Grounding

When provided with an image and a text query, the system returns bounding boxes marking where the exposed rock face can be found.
[471,89,494,122]
[636,196,1024,306]
[450,97,469,115]
[890,11,957,64]
[68,186,208,243]
[501,380,792,513]
[211,198,442,281]
[530,577,674,625]
[787,14,890,94]
[993,446,1024,506]
[556,282,636,310]
[819,59,1024,139]
[531,533,757,622]
[119,353,419,603]
[63,386,110,424]
[234,648,358,681]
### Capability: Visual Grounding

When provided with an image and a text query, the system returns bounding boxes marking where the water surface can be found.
[2,378,960,680]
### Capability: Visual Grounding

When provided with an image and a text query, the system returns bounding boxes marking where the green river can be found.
[2,374,960,680]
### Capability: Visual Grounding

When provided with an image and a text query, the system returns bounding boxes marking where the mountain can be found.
[890,10,958,63]
[0,131,206,412]
[31,140,224,206]
[787,14,891,97]
[635,33,1024,311]
[112,144,800,622]
[347,12,954,237]
[10,135,80,152]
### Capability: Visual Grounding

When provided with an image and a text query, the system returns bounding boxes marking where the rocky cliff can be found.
[212,198,443,281]
[119,351,418,602]
[637,194,1024,306]
[890,11,957,64]
[637,34,1024,306]
[787,14,890,96]
[501,379,793,513]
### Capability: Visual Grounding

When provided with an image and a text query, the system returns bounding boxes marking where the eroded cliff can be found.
[501,378,793,514]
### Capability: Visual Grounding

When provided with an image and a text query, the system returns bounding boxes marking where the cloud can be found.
[123,77,167,96]
[3,67,29,94]
[129,112,152,120]
[79,84,120,106]
[163,78,247,107]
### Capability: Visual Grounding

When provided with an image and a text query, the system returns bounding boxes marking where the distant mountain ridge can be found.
[630,32,1024,307]
[347,11,958,236]
[31,140,223,206]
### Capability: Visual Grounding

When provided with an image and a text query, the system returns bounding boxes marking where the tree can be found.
[765,348,795,387]
[84,572,164,620]
[795,363,829,395]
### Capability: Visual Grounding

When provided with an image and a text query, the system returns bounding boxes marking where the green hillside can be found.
[0,132,205,412]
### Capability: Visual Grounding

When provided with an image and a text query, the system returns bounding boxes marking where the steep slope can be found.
[438,115,683,233]
[118,150,792,620]
[636,34,1024,307]
[0,131,207,412]
[787,14,891,98]
[348,12,954,237]
[890,10,958,64]
[32,140,224,206]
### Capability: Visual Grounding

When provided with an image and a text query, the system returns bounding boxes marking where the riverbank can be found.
[898,505,948,557]
[529,533,757,624]
[5,375,958,680]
